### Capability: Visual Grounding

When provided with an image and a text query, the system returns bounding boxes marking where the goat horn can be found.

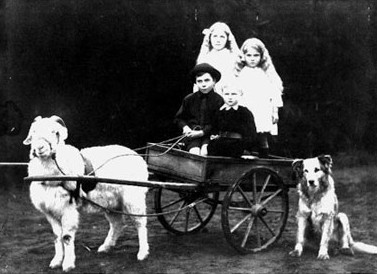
[50,115,66,128]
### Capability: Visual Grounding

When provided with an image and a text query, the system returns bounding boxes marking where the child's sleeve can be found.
[205,96,224,136]
[243,108,258,149]
[268,68,284,108]
[210,109,220,135]
[174,99,188,129]
[272,91,284,108]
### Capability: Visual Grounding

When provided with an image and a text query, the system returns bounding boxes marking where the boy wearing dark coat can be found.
[174,63,224,155]
[208,85,257,158]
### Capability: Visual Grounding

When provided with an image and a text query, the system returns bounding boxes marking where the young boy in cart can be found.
[174,63,224,155]
[207,84,257,158]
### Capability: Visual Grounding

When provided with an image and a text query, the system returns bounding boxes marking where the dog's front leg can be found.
[289,215,307,257]
[317,214,334,260]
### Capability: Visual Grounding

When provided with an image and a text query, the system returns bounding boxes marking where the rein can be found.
[49,135,196,217]
[85,134,187,176]
[52,134,186,176]
[80,195,209,217]
[52,153,210,218]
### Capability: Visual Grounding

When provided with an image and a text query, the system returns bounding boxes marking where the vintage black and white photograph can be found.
[1,1,377,273]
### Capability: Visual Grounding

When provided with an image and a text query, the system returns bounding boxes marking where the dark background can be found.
[1,0,376,163]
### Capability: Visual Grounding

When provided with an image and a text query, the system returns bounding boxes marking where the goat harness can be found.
[51,151,97,203]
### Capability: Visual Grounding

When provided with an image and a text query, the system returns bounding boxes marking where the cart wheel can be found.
[221,167,288,253]
[155,188,219,235]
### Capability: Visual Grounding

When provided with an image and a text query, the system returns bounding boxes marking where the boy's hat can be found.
[190,63,221,83]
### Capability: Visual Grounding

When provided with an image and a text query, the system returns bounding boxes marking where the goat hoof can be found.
[49,257,63,269]
[62,260,76,272]
[62,265,75,272]
[98,244,111,253]
[317,253,330,260]
[289,250,301,257]
[137,249,149,261]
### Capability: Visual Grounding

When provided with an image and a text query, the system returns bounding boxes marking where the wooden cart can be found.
[146,143,296,254]
[24,142,297,254]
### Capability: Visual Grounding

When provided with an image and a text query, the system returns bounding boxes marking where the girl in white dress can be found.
[195,22,240,94]
[236,38,284,157]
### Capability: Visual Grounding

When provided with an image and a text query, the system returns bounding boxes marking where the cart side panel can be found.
[205,158,254,185]
[146,143,297,187]
[205,158,295,186]
[146,144,207,182]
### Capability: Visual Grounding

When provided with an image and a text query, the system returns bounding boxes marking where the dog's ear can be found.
[318,154,332,173]
[292,159,304,180]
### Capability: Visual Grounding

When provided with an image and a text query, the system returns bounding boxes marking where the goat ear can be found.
[318,154,332,173]
[292,159,303,179]
[57,126,68,142]
[23,116,42,145]
[23,135,32,145]
[34,116,42,122]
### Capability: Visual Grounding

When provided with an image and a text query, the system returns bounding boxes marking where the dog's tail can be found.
[351,242,377,254]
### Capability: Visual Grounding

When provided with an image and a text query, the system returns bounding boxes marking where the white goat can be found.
[23,115,149,272]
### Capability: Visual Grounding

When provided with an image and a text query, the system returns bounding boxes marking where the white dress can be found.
[196,49,238,94]
[238,66,282,135]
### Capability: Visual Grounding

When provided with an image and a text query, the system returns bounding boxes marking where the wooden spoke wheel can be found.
[221,167,289,253]
[155,188,219,235]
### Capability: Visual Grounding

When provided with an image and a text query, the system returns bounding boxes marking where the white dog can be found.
[24,115,149,272]
[289,155,377,259]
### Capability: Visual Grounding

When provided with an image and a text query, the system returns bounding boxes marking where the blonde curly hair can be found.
[237,38,283,93]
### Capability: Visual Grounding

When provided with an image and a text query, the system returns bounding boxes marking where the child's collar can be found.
[198,89,214,96]
[220,104,239,111]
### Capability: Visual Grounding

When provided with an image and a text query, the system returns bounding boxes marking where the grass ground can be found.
[1,158,377,273]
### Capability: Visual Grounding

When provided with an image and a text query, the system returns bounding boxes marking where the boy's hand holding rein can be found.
[210,135,219,140]
[182,125,192,135]
[183,125,204,139]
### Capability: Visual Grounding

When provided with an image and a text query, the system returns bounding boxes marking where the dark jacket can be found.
[208,105,257,157]
[174,90,224,136]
